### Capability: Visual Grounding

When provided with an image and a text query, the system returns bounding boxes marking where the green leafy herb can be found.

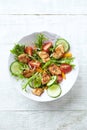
[29,73,42,88]
[70,64,76,69]
[49,47,55,53]
[10,44,25,56]
[42,57,75,69]
[57,57,75,64]
[19,62,29,70]
[42,60,52,69]
[32,50,43,62]
[35,34,47,50]
[50,57,75,64]
[22,72,39,90]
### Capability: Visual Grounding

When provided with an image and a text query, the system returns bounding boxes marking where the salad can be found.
[10,33,75,98]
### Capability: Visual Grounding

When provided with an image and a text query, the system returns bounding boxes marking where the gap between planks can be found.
[0,110,87,112]
[0,14,87,16]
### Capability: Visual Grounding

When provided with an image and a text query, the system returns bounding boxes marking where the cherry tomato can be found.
[42,42,52,52]
[60,63,72,73]
[24,46,33,56]
[28,60,41,68]
[57,74,63,83]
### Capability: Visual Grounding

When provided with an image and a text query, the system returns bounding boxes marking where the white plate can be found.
[8,31,79,102]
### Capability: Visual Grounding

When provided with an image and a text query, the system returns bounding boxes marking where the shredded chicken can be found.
[32,88,44,96]
[41,72,50,85]
[52,45,64,59]
[23,69,34,78]
[38,51,50,63]
[49,64,61,75]
[18,53,29,63]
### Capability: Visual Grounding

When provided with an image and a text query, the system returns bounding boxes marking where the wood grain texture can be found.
[0,0,87,14]
[0,111,87,130]
[0,15,87,111]
[0,1,87,129]
[0,15,87,45]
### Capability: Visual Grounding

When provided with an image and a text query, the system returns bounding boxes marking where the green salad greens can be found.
[10,33,75,98]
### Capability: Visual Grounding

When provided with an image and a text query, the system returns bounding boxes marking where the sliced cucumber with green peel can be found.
[47,84,62,98]
[10,61,23,76]
[55,38,70,52]
[47,76,57,86]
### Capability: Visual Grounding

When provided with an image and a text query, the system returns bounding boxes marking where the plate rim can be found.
[8,31,79,102]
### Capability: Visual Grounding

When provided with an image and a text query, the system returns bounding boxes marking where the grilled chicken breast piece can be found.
[38,51,50,63]
[41,72,50,85]
[23,69,34,78]
[18,53,29,63]
[49,64,61,75]
[32,88,44,96]
[53,45,64,59]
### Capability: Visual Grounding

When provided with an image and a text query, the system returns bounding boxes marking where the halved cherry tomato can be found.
[28,60,41,68]
[24,46,33,56]
[42,42,52,52]
[60,63,72,74]
[57,74,63,83]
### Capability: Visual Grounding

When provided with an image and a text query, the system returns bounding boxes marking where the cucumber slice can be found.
[10,61,23,76]
[47,76,57,86]
[47,84,62,98]
[55,38,70,52]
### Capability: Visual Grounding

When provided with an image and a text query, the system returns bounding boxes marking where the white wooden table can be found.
[0,0,87,130]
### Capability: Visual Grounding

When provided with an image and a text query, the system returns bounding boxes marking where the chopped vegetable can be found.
[51,57,75,64]
[55,38,70,52]
[10,33,75,98]
[36,67,43,73]
[10,44,25,56]
[29,73,42,88]
[10,61,23,76]
[22,72,38,90]
[60,63,72,73]
[35,34,47,50]
[47,84,62,98]
[47,76,57,86]
[24,46,33,56]
[61,72,66,79]
[42,42,52,52]
[63,52,72,58]
[42,57,74,69]
[42,60,51,69]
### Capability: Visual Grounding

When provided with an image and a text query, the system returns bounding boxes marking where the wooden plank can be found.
[0,0,87,14]
[0,80,87,111]
[0,15,87,110]
[0,111,87,130]
[0,15,87,45]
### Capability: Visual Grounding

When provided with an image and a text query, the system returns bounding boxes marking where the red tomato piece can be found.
[42,42,52,52]
[60,63,72,74]
[24,46,33,56]
[57,74,63,83]
[28,60,41,68]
